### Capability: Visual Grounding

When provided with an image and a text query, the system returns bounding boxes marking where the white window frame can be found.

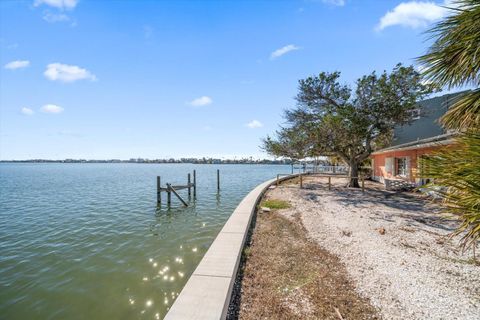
[385,157,394,174]
[396,157,410,178]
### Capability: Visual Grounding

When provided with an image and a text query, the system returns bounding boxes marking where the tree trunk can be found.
[348,161,360,188]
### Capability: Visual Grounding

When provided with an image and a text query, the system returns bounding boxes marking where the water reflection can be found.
[0,163,290,319]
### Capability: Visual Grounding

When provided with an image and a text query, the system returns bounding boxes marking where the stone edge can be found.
[164,174,299,320]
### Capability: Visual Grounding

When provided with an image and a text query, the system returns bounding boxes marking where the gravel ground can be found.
[270,176,480,320]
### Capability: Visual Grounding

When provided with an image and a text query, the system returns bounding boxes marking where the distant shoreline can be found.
[0,160,292,165]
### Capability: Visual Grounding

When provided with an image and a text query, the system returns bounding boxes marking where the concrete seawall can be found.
[165,174,298,320]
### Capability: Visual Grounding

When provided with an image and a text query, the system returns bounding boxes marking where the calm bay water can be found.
[0,163,290,319]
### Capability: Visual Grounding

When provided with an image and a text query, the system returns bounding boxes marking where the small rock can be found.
[342,230,352,237]
[378,227,386,235]
[261,207,271,213]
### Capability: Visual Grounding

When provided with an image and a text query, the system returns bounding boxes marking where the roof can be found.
[390,91,466,147]
[371,132,456,155]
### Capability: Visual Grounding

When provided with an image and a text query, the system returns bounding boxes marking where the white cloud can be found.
[44,63,96,83]
[4,60,30,70]
[322,0,345,6]
[34,0,79,10]
[43,12,70,23]
[21,107,34,116]
[270,44,301,60]
[41,104,64,114]
[376,1,452,31]
[188,96,213,107]
[246,120,263,129]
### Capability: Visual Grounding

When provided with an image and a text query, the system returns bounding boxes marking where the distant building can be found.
[370,92,464,189]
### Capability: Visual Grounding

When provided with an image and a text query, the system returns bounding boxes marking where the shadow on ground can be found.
[303,180,457,233]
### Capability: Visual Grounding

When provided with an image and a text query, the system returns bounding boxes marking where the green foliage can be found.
[261,127,310,161]
[441,88,480,130]
[260,199,291,210]
[420,132,480,250]
[418,1,480,251]
[419,0,480,89]
[418,0,480,130]
[263,64,431,187]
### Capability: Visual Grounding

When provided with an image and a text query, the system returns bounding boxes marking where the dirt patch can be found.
[237,206,379,319]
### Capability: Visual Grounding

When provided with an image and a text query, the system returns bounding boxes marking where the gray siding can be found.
[391,91,466,147]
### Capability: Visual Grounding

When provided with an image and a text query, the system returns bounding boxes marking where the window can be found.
[396,157,407,177]
[385,157,394,174]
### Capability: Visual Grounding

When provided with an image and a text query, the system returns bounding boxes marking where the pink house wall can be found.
[371,146,442,183]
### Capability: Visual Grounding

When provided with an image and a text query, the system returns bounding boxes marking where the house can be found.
[370,92,464,190]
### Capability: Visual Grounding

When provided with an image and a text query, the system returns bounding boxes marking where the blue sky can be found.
[0,0,455,160]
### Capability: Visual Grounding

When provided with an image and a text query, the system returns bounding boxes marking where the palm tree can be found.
[418,0,480,254]
[419,0,480,129]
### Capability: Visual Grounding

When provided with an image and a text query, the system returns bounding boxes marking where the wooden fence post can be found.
[328,176,331,190]
[300,174,303,189]
[361,176,365,193]
[157,176,161,206]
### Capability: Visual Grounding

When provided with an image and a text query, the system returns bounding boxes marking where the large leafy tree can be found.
[263,64,431,187]
[262,127,310,161]
[418,0,480,252]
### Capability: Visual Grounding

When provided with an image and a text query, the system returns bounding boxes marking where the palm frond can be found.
[441,88,480,129]
[418,0,480,89]
[420,131,480,250]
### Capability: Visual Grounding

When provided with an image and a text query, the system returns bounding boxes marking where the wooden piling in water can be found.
[157,176,161,206]
[167,185,171,207]
[188,173,191,198]
[217,169,220,192]
[193,170,197,198]
[168,183,188,207]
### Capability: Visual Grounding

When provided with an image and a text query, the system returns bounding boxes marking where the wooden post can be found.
[187,173,191,198]
[277,174,279,186]
[168,183,188,207]
[167,185,171,207]
[193,170,197,198]
[217,169,220,192]
[157,176,161,206]
[361,176,365,193]
[328,176,331,190]
[300,174,303,189]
